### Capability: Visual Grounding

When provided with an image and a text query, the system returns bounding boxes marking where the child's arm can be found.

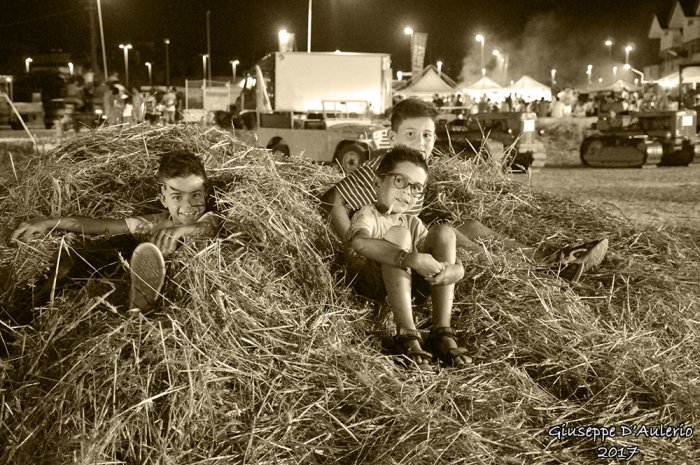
[11,216,130,242]
[320,186,351,241]
[352,229,444,277]
[150,214,219,255]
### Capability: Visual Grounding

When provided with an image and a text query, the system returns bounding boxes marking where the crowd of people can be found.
[424,84,692,119]
[102,79,183,126]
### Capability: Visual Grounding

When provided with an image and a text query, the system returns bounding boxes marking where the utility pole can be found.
[88,0,99,76]
[206,11,212,83]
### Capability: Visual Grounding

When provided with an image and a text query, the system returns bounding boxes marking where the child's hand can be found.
[11,218,55,243]
[406,252,444,278]
[151,226,184,255]
[425,262,464,286]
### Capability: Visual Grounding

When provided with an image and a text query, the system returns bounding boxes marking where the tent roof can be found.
[461,76,502,91]
[395,65,457,96]
[578,79,640,93]
[657,66,700,84]
[507,75,550,92]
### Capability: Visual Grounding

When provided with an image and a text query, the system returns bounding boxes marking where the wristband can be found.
[396,249,410,269]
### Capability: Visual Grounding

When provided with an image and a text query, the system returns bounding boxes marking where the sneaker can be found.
[541,238,608,281]
[129,242,166,311]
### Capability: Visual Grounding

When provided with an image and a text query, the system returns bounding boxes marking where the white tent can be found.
[506,75,552,101]
[656,67,700,86]
[394,65,457,98]
[460,76,504,100]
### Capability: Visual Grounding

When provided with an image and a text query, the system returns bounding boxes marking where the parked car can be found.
[436,111,546,170]
[581,110,699,167]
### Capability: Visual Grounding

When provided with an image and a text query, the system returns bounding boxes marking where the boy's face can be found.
[159,175,207,225]
[388,116,436,160]
[375,161,427,215]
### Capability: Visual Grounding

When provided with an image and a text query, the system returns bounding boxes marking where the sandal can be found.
[394,328,434,372]
[425,327,472,367]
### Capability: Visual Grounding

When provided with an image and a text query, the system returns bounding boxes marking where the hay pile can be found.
[1,125,698,464]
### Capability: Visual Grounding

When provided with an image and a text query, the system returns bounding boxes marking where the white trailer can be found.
[240,52,394,172]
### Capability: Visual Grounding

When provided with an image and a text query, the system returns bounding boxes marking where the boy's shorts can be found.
[349,254,431,305]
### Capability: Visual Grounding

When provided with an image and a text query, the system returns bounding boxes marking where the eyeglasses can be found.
[379,173,425,198]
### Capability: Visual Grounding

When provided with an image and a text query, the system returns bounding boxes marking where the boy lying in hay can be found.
[349,145,471,371]
[8,150,219,314]
[321,98,608,282]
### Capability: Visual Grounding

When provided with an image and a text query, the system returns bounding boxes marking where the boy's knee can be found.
[429,224,456,243]
[383,226,412,249]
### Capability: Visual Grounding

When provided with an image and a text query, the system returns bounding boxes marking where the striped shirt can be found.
[335,155,424,216]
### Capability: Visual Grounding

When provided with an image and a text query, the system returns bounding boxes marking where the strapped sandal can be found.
[425,327,472,367]
[394,328,434,372]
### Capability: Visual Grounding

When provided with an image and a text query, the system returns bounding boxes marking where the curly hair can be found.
[390,98,439,132]
[155,150,208,184]
[375,144,428,177]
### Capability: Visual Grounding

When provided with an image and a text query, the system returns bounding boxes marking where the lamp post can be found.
[145,62,152,86]
[587,64,592,84]
[164,39,170,88]
[279,29,291,52]
[476,34,485,70]
[613,66,618,81]
[404,27,413,73]
[308,0,312,52]
[202,54,208,82]
[96,0,108,82]
[119,44,132,87]
[206,11,212,82]
[605,39,613,82]
[624,63,644,83]
[5,76,13,101]
[230,60,239,84]
[551,69,557,86]
[625,45,633,64]
[25,58,32,73]
[437,61,442,78]
[68,62,74,76]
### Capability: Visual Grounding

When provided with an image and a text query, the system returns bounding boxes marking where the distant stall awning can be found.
[656,67,700,86]
[579,79,640,93]
[505,75,552,101]
[394,65,457,98]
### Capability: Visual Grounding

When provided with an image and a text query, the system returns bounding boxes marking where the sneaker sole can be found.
[129,242,166,311]
[559,238,608,281]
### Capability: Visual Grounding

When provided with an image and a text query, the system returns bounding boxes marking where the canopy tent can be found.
[506,75,552,101]
[460,76,504,100]
[394,65,457,98]
[656,67,700,86]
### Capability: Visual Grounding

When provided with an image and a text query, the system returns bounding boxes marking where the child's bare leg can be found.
[381,226,430,368]
[421,225,471,366]
[455,219,549,260]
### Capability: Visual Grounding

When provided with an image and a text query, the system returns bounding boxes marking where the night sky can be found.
[1,0,675,87]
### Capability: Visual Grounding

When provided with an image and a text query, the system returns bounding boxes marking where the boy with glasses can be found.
[349,145,471,371]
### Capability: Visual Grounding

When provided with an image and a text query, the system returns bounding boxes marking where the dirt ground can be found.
[511,164,700,232]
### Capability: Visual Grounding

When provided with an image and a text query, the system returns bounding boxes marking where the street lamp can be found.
[613,66,618,81]
[625,45,633,64]
[587,64,592,84]
[605,39,613,82]
[164,39,170,88]
[624,63,645,83]
[25,58,32,73]
[202,54,208,82]
[279,29,291,52]
[119,44,132,87]
[68,62,74,76]
[437,61,442,78]
[145,62,152,86]
[475,34,485,70]
[551,69,557,85]
[230,60,239,84]
[404,27,413,73]
[96,0,108,82]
